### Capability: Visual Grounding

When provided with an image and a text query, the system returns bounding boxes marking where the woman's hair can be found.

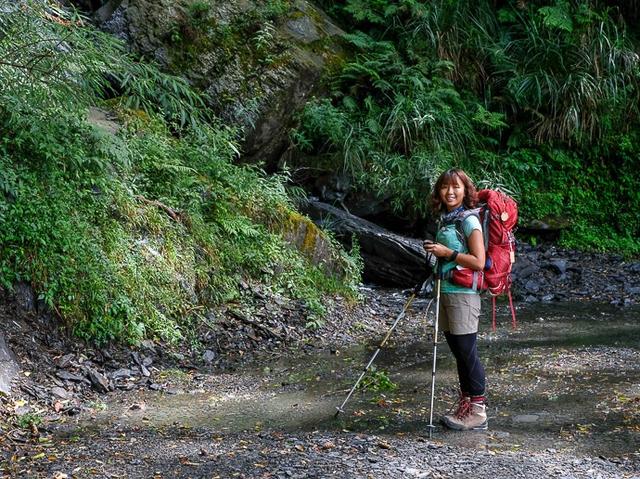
[430,168,478,213]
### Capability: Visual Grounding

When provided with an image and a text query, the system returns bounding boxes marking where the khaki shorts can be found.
[438,293,481,335]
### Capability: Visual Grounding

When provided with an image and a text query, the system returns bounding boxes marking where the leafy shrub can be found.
[293,0,640,254]
[0,1,361,344]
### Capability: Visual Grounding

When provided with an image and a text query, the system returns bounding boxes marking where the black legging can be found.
[444,331,486,397]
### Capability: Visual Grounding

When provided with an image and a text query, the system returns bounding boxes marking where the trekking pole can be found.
[334,292,417,418]
[427,264,442,438]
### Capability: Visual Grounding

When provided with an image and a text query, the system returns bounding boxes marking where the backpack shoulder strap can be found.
[453,207,485,248]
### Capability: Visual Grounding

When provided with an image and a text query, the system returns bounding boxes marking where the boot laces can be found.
[448,394,470,417]
[455,399,473,419]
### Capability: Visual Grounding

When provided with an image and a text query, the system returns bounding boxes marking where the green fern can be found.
[539,3,574,32]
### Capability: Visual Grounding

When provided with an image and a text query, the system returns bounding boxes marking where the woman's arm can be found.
[423,228,486,271]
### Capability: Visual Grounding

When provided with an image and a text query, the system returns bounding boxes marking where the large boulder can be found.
[97,0,346,169]
[279,209,353,280]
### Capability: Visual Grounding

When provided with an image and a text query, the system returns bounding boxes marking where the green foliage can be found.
[539,2,574,32]
[17,413,43,430]
[113,62,210,131]
[344,0,397,25]
[502,5,638,144]
[0,1,209,131]
[256,0,292,20]
[0,1,360,345]
[293,33,480,217]
[293,0,640,254]
[167,0,292,76]
[357,366,397,392]
[486,145,640,255]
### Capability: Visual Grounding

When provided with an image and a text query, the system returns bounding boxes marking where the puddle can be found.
[74,302,640,458]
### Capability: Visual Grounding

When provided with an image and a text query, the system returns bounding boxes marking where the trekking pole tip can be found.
[334,407,343,418]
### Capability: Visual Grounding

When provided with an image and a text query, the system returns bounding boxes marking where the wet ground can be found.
[4,298,640,478]
[71,302,640,453]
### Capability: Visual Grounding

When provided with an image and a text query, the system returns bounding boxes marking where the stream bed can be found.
[11,299,640,478]
[87,303,638,448]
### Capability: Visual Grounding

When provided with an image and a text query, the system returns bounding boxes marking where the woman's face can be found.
[439,175,465,211]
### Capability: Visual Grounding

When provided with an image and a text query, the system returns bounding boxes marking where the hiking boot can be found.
[442,401,488,431]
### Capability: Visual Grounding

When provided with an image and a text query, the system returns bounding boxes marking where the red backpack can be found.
[447,189,518,330]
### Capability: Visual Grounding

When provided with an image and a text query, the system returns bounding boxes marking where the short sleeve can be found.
[462,214,482,238]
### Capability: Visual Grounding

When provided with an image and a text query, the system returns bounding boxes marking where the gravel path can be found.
[6,427,635,479]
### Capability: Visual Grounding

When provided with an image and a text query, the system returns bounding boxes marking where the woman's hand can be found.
[423,240,452,258]
[423,232,485,271]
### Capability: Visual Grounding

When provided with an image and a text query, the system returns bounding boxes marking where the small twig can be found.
[135,195,183,223]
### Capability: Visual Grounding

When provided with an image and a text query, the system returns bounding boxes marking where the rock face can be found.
[303,200,430,286]
[97,0,345,170]
[99,0,183,63]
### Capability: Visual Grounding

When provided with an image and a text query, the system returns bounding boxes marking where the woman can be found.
[423,168,488,431]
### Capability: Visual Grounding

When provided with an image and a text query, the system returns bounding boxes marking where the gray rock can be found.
[140,339,156,352]
[94,0,124,23]
[15,404,32,416]
[549,258,568,275]
[624,285,640,295]
[131,351,143,367]
[111,368,134,379]
[513,263,539,280]
[513,414,540,423]
[285,16,320,43]
[86,368,110,393]
[0,332,19,395]
[57,353,75,369]
[303,200,429,286]
[87,107,120,136]
[56,370,88,383]
[99,0,345,170]
[13,281,35,312]
[139,364,151,377]
[525,279,541,293]
[51,386,71,399]
[203,349,216,364]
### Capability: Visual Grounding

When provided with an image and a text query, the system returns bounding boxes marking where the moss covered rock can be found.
[99,0,346,169]
[279,210,349,279]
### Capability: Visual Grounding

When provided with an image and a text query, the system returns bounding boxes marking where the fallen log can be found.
[302,199,431,286]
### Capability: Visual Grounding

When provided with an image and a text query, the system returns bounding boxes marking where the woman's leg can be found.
[444,331,471,394]
[440,294,487,430]
[444,332,485,397]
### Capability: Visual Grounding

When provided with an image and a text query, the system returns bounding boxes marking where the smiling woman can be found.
[423,168,487,431]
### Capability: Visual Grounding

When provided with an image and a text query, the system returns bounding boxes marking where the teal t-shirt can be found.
[435,214,482,294]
